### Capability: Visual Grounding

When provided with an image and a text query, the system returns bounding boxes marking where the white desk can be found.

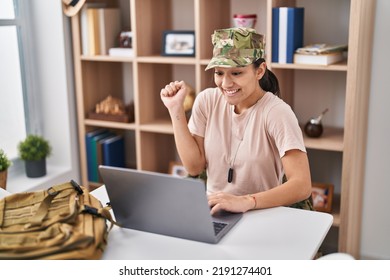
[93,186,333,260]
[0,188,10,199]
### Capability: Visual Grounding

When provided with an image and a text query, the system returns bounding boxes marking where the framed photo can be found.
[119,31,133,48]
[169,161,188,178]
[162,30,195,57]
[311,182,334,213]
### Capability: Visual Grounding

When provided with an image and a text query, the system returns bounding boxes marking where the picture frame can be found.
[311,182,334,213]
[119,31,133,48]
[162,30,195,57]
[169,161,188,178]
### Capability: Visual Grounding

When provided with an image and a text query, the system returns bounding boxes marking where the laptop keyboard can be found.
[213,221,227,235]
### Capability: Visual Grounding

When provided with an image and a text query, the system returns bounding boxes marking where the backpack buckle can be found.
[70,180,84,195]
[82,205,100,216]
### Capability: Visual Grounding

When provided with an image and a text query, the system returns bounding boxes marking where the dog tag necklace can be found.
[227,100,259,183]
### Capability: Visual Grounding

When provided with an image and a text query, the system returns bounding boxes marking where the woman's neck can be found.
[234,89,265,114]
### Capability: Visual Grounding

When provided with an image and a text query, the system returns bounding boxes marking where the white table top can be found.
[0,188,10,199]
[92,186,333,260]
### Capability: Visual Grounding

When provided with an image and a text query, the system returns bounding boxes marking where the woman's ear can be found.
[256,62,267,80]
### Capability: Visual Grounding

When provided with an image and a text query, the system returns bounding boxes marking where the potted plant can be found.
[0,149,12,189]
[18,134,52,178]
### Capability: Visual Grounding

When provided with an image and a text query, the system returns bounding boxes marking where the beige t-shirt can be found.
[188,88,306,195]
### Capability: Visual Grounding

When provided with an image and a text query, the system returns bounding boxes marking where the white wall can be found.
[6,0,80,192]
[360,0,390,260]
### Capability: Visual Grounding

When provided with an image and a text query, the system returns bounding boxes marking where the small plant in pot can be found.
[18,135,52,178]
[0,149,12,189]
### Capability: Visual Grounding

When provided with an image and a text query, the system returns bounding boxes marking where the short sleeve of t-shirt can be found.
[265,101,306,158]
[188,88,216,137]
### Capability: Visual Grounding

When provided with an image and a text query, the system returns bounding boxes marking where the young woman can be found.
[160,27,312,215]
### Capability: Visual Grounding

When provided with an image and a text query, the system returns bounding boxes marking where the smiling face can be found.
[214,63,266,113]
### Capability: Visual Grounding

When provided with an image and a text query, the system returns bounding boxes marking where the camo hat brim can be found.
[205,27,265,71]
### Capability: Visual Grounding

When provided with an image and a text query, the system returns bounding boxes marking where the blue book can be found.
[272,7,304,63]
[90,132,115,182]
[102,134,125,168]
[85,129,108,182]
[272,8,279,62]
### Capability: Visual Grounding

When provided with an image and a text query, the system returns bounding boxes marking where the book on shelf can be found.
[86,8,101,55]
[80,5,121,56]
[272,7,304,63]
[101,134,125,168]
[86,130,126,183]
[295,44,348,55]
[108,47,134,57]
[85,129,109,182]
[89,131,114,182]
[80,6,89,55]
[98,8,121,55]
[96,137,105,173]
[96,134,125,181]
[80,3,106,55]
[293,52,345,65]
[294,43,347,65]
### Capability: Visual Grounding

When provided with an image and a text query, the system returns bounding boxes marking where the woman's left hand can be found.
[208,192,255,215]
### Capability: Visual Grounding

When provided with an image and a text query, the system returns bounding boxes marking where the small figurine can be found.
[95,95,126,116]
[304,108,329,138]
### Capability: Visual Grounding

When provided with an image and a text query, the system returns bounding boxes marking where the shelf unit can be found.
[70,0,375,258]
[266,0,375,258]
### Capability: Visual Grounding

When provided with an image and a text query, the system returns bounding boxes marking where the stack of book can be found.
[80,4,121,55]
[85,129,126,182]
[293,44,348,65]
[108,48,134,57]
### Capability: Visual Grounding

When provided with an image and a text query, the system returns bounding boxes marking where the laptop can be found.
[99,165,243,244]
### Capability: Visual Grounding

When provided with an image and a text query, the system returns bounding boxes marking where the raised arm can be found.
[160,81,206,175]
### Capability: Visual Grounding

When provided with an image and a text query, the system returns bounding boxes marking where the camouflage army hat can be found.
[205,27,265,71]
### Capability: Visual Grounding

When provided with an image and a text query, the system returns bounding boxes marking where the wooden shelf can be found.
[137,55,197,65]
[200,58,211,65]
[81,55,134,62]
[265,0,374,258]
[84,119,136,130]
[270,60,348,71]
[303,126,344,152]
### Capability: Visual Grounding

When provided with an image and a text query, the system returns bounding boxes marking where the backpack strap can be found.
[26,182,78,228]
[80,204,121,230]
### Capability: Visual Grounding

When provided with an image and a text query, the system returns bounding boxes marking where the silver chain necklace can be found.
[227,100,260,183]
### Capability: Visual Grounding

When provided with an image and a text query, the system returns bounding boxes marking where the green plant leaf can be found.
[17,135,52,161]
[0,149,12,171]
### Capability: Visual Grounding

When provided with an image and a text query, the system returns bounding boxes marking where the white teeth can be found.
[224,89,239,94]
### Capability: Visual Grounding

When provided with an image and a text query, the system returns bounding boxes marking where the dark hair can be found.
[253,58,280,97]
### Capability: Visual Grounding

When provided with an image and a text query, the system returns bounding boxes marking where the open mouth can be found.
[223,88,240,97]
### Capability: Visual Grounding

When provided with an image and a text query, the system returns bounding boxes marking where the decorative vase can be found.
[304,119,323,138]
[25,158,47,178]
[233,14,257,28]
[304,108,329,138]
[0,170,7,189]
